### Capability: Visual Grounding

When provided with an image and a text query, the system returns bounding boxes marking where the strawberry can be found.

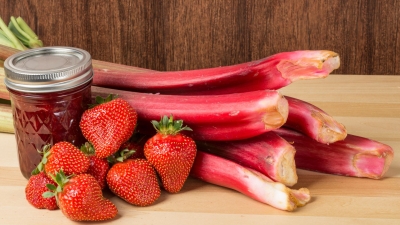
[32,142,90,178]
[87,156,110,189]
[80,143,110,189]
[121,141,144,159]
[44,170,118,221]
[79,95,138,158]
[106,150,160,206]
[144,115,197,193]
[119,134,148,159]
[25,171,58,210]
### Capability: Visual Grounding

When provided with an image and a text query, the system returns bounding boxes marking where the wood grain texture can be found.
[1,0,399,74]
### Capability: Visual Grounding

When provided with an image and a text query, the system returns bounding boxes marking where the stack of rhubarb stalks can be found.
[0,44,394,212]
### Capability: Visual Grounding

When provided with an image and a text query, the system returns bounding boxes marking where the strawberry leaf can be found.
[90,94,118,108]
[31,167,40,175]
[55,172,62,184]
[152,115,192,135]
[42,191,55,198]
[95,96,105,104]
[46,183,57,191]
[31,144,52,175]
[151,120,160,130]
[114,149,136,162]
[105,94,115,102]
[163,115,169,126]
[80,142,95,156]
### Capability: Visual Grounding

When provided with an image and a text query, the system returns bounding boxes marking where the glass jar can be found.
[4,47,93,179]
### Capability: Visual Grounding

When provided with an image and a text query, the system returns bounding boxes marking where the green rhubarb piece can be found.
[0,30,15,48]
[8,16,43,48]
[0,16,26,50]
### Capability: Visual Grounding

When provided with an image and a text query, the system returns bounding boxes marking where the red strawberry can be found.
[44,171,118,221]
[79,95,137,158]
[106,152,160,206]
[32,142,90,178]
[25,172,58,210]
[144,115,197,193]
[80,143,110,189]
[87,156,110,189]
[119,136,147,159]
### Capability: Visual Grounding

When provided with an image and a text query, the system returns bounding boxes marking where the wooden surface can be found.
[0,75,399,225]
[1,0,400,75]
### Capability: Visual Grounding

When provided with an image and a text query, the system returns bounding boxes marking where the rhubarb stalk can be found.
[190,151,311,211]
[8,16,43,48]
[0,17,26,51]
[0,68,9,100]
[0,102,13,133]
[0,43,20,62]
[92,50,340,94]
[275,128,394,179]
[197,131,298,186]
[0,45,339,98]
[285,96,347,144]
[92,86,289,141]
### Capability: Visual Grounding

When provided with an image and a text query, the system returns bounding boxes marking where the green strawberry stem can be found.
[107,149,136,164]
[89,94,118,109]
[31,144,52,175]
[42,169,72,203]
[151,115,192,135]
[80,142,96,156]
[81,141,135,163]
[82,141,136,163]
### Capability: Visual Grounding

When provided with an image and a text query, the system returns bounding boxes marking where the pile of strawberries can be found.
[24,95,197,222]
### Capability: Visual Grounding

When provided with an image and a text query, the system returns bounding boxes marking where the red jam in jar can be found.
[4,47,93,179]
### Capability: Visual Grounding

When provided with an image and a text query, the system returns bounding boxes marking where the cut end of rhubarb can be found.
[191,151,311,212]
[289,188,311,208]
[263,94,289,130]
[278,50,340,82]
[354,148,394,179]
[312,110,348,144]
[272,182,311,211]
[278,147,298,187]
[245,168,310,211]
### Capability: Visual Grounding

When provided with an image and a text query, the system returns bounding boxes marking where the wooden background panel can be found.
[0,0,399,75]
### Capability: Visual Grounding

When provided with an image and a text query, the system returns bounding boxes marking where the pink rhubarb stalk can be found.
[285,96,347,144]
[190,151,311,211]
[197,131,298,186]
[92,50,340,95]
[275,128,394,179]
[0,45,19,62]
[0,46,339,98]
[92,86,289,141]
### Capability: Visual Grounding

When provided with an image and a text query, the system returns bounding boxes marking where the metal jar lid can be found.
[3,46,93,93]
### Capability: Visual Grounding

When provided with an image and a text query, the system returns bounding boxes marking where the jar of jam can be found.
[4,47,93,179]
